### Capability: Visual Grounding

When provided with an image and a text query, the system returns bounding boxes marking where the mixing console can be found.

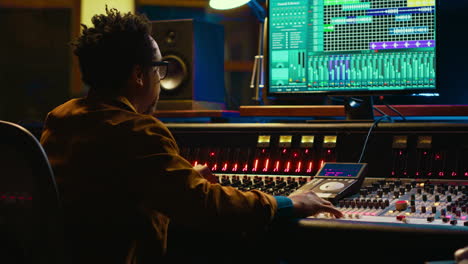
[168,123,468,263]
[312,179,468,227]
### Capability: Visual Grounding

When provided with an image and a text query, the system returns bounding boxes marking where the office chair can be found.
[0,120,64,264]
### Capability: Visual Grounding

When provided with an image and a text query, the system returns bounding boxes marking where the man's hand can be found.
[193,164,219,184]
[288,190,343,218]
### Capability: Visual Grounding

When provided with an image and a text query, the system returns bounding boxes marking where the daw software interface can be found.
[268,0,437,94]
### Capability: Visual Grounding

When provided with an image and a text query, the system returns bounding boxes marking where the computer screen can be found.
[267,0,437,96]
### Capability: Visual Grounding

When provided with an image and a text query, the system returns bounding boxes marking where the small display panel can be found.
[317,162,366,177]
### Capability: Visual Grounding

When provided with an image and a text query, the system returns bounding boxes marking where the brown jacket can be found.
[40,96,278,263]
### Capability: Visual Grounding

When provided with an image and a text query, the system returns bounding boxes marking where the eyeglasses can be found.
[151,61,169,80]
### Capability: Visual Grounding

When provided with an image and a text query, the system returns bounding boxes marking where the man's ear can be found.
[132,64,144,87]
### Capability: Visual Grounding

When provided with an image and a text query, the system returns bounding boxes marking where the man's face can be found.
[142,36,162,114]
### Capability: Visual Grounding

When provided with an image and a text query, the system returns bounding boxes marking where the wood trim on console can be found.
[154,110,240,118]
[240,105,468,117]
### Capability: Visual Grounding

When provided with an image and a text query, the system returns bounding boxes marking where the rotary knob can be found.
[395,200,408,211]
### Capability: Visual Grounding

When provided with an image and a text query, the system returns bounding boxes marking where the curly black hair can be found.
[72,8,153,94]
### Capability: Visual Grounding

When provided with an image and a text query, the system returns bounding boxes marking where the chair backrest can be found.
[0,120,64,264]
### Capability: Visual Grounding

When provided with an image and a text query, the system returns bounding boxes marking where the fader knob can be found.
[421,206,426,213]
[377,189,383,197]
[399,188,406,195]
[383,187,390,194]
[360,189,368,196]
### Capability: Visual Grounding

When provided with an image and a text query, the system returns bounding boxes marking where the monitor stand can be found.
[306,96,376,123]
[344,96,375,121]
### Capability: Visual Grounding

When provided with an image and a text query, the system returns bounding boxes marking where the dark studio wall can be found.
[0,8,72,123]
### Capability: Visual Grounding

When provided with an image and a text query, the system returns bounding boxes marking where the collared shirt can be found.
[40,95,291,263]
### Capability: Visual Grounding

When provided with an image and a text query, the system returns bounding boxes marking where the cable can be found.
[378,96,407,121]
[358,115,393,163]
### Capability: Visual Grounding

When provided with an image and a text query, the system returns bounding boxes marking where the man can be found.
[40,8,342,263]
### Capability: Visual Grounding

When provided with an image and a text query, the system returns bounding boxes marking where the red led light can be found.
[242,164,248,172]
[320,160,325,168]
[252,159,259,172]
[451,172,457,177]
[284,161,291,172]
[293,153,298,158]
[263,159,270,172]
[194,161,198,166]
[282,148,287,154]
[232,163,238,172]
[222,163,228,171]
[424,152,427,155]
[391,171,395,176]
[295,161,302,173]
[304,149,309,154]
[307,162,313,173]
[464,172,468,177]
[210,152,215,157]
[262,149,266,154]
[211,164,218,171]
[438,172,444,176]
[399,151,403,156]
[273,161,280,172]
[416,171,420,176]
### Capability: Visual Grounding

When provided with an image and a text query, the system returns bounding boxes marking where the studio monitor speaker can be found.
[151,19,225,110]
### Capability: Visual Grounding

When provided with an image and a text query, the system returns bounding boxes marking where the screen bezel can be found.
[264,0,440,97]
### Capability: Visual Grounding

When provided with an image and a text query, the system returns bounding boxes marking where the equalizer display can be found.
[268,0,437,93]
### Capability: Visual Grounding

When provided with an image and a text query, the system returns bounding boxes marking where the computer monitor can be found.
[266,0,438,120]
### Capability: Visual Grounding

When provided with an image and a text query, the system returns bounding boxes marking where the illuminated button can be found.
[396,215,406,221]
